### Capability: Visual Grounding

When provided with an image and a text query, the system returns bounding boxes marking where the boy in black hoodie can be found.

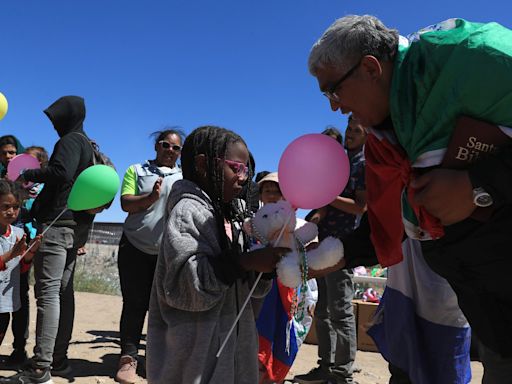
[2,96,95,384]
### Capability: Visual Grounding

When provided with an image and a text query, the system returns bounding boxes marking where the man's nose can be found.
[329,99,340,112]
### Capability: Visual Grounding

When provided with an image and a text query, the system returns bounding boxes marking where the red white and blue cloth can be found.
[368,239,472,384]
[257,278,317,382]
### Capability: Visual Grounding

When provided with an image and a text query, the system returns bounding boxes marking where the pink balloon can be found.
[278,134,349,209]
[7,154,40,186]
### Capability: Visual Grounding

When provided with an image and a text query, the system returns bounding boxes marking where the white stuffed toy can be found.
[244,200,344,288]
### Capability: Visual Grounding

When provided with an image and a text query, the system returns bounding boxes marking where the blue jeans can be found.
[315,269,356,384]
[32,225,77,369]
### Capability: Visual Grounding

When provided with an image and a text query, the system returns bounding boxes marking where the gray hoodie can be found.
[147,179,271,384]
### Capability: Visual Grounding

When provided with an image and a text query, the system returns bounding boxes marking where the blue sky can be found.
[1,0,510,222]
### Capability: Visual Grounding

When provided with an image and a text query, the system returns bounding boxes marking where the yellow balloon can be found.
[0,92,8,121]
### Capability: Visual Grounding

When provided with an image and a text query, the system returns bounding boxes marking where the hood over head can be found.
[44,96,86,137]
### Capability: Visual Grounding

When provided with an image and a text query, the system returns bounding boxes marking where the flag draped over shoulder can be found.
[366,18,512,266]
[365,131,444,267]
[391,18,512,164]
[368,239,471,384]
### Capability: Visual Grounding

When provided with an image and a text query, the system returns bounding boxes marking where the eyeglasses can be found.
[216,158,249,179]
[322,59,362,102]
[159,141,182,152]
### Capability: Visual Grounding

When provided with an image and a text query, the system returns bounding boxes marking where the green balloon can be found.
[67,165,120,211]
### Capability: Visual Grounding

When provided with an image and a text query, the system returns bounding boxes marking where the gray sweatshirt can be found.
[147,179,271,384]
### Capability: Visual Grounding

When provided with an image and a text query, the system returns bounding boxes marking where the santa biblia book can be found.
[441,115,512,221]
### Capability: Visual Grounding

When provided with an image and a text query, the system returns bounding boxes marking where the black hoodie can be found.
[23,96,94,224]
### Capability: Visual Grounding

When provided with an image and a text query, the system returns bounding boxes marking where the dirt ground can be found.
[0,290,483,383]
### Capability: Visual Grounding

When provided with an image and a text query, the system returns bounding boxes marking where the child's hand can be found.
[23,235,42,263]
[1,235,28,265]
[11,235,28,258]
[240,246,290,273]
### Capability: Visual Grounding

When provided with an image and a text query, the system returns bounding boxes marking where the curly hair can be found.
[0,179,24,204]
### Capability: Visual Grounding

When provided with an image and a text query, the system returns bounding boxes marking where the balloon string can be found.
[19,207,68,259]
[216,210,294,358]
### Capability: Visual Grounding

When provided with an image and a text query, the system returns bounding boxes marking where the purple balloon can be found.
[278,134,350,209]
[7,154,40,187]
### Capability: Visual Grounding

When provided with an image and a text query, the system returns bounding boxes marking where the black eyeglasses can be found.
[159,141,182,152]
[322,59,362,102]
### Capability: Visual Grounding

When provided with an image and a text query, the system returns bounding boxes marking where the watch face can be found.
[475,193,493,207]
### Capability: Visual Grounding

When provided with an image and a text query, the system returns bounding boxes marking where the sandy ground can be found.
[0,290,483,383]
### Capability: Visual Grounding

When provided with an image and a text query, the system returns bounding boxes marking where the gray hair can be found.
[308,15,399,76]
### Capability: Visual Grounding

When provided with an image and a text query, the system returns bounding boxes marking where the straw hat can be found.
[257,172,279,187]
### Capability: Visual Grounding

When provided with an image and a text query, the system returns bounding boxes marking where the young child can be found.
[0,180,41,348]
[2,146,48,367]
[147,126,289,384]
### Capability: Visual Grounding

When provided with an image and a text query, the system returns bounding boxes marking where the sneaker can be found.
[2,349,28,368]
[115,355,138,384]
[0,367,53,384]
[50,359,73,377]
[293,366,331,384]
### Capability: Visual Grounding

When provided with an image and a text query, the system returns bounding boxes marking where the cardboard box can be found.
[354,300,379,352]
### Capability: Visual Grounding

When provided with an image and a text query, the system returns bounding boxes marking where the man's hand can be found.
[411,169,476,225]
[239,246,290,273]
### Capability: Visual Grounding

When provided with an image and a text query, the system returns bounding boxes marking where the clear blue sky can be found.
[1,0,510,222]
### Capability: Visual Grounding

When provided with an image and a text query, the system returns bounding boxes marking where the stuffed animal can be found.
[244,200,344,288]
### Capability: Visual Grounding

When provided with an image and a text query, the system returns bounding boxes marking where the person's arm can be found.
[329,154,367,215]
[468,143,512,208]
[329,190,367,216]
[308,213,378,278]
[22,135,82,184]
[0,235,27,271]
[158,198,287,312]
[119,165,162,213]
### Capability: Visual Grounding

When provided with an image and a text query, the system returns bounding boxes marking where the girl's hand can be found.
[11,235,28,258]
[24,235,42,263]
[239,246,290,273]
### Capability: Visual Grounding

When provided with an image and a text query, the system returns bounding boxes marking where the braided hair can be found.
[181,125,254,251]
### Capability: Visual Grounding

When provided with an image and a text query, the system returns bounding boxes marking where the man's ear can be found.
[361,55,383,81]
[195,154,207,176]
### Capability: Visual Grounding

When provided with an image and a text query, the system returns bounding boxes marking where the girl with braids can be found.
[147,126,289,384]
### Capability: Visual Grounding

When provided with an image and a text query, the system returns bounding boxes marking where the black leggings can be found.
[0,272,30,349]
[117,234,157,357]
[12,271,30,350]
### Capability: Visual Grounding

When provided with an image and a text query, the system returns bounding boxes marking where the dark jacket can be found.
[23,96,94,224]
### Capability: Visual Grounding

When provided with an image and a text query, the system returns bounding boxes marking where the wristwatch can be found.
[473,187,493,208]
